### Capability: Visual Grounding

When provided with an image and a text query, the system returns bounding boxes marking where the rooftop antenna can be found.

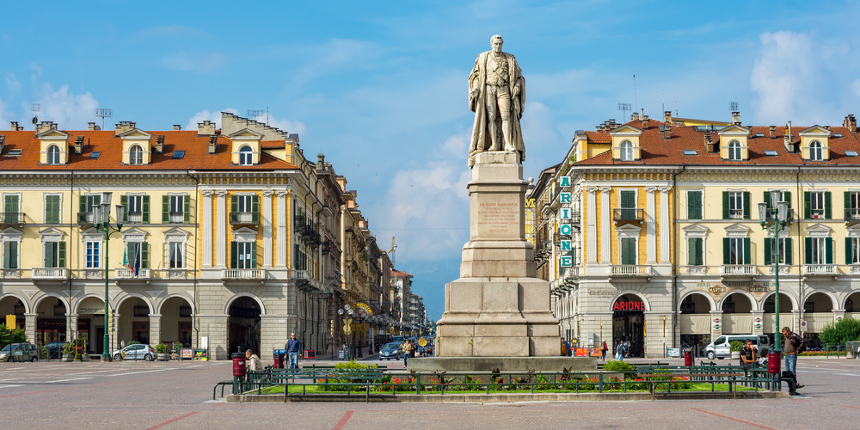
[730,101,738,112]
[31,103,40,127]
[247,108,269,124]
[618,103,631,120]
[674,62,678,117]
[95,108,111,131]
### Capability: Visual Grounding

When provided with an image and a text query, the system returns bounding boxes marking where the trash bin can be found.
[684,351,693,367]
[232,356,247,378]
[768,352,781,374]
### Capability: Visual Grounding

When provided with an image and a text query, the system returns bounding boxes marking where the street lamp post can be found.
[93,192,125,360]
[759,200,788,375]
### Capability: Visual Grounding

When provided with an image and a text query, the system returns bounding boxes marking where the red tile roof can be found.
[391,269,412,277]
[576,120,860,166]
[0,130,299,171]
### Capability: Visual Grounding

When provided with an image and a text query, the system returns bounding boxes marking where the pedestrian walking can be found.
[403,339,414,367]
[615,339,626,361]
[601,341,608,361]
[782,327,806,392]
[285,332,302,369]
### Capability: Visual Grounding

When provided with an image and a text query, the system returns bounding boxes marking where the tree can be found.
[819,317,860,347]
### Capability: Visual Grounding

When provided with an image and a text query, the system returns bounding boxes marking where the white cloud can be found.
[161,52,226,73]
[185,108,238,131]
[30,83,99,130]
[5,73,20,96]
[750,31,816,124]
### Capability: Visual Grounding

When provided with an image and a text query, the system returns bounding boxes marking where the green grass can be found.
[255,382,761,395]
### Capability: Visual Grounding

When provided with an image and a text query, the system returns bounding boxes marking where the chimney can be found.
[769,126,776,139]
[10,121,23,131]
[207,135,218,154]
[664,111,672,123]
[642,115,650,129]
[663,124,671,140]
[155,135,164,154]
[198,120,216,136]
[704,133,715,152]
[0,135,4,154]
[74,136,84,155]
[88,122,96,131]
[173,125,181,131]
[631,113,639,121]
[731,111,741,125]
[849,115,857,133]
[115,121,136,134]
[784,121,794,153]
[317,153,325,170]
[36,121,56,134]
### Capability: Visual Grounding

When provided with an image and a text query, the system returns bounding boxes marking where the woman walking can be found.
[402,340,414,367]
[601,341,608,361]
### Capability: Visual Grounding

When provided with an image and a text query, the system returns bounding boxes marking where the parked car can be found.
[0,343,39,362]
[704,335,769,360]
[112,344,156,361]
[46,341,65,359]
[378,342,403,360]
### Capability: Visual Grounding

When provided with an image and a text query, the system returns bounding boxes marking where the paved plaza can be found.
[1,356,859,429]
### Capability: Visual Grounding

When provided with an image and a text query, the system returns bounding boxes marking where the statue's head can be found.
[490,35,503,53]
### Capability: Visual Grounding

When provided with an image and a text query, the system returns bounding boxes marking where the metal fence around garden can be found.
[215,363,782,401]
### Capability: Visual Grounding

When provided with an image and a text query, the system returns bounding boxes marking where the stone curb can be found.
[226,390,788,403]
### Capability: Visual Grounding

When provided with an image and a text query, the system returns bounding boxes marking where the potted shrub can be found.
[60,342,76,362]
[155,343,169,361]
[730,341,744,360]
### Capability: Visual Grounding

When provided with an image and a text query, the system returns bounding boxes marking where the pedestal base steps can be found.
[406,356,597,372]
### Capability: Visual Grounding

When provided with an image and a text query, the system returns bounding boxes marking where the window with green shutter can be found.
[142,195,150,224]
[765,237,790,265]
[805,237,831,265]
[620,238,637,265]
[2,241,18,269]
[687,191,703,220]
[3,195,19,224]
[687,237,703,266]
[45,195,60,224]
[183,194,191,223]
[848,237,860,265]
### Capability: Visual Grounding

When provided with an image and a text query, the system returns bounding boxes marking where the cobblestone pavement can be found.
[2,356,859,429]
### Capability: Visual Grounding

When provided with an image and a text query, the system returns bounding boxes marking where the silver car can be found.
[112,344,156,361]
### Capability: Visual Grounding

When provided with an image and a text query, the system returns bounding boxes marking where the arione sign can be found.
[559,176,571,188]
[612,301,645,311]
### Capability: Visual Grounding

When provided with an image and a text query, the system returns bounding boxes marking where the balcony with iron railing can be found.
[229,212,260,225]
[114,268,151,280]
[720,264,755,277]
[570,210,581,226]
[610,265,651,277]
[222,268,267,280]
[169,212,184,223]
[846,208,860,225]
[613,208,644,224]
[77,212,95,225]
[0,212,25,226]
[33,267,68,280]
[802,264,837,276]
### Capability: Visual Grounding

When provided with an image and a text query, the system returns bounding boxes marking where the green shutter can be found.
[743,192,751,219]
[805,237,813,264]
[722,192,729,219]
[784,238,792,266]
[251,241,258,268]
[846,191,852,211]
[162,195,169,224]
[58,241,66,268]
[825,191,832,219]
[764,191,772,209]
[231,195,238,214]
[127,242,135,267]
[687,238,695,265]
[826,237,833,264]
[230,242,238,269]
[79,195,87,213]
[45,195,59,224]
[847,237,853,265]
[44,243,52,268]
[621,238,636,265]
[252,195,259,213]
[743,238,751,265]
[784,191,791,209]
[688,191,702,220]
[141,242,149,268]
[764,238,772,266]
[183,194,191,224]
[142,195,150,224]
[804,191,811,219]
[723,238,730,264]
[2,242,9,269]
[121,195,128,223]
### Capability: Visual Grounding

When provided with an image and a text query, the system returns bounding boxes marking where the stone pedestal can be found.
[437,152,562,358]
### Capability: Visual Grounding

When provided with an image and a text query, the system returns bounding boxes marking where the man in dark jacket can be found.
[782,327,805,393]
[285,332,302,369]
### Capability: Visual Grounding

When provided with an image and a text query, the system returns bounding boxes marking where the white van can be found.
[704,335,769,360]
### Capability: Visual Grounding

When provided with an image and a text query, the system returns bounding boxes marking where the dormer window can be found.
[728,141,742,161]
[47,145,60,165]
[619,141,634,161]
[239,146,253,166]
[809,141,823,161]
[130,145,144,165]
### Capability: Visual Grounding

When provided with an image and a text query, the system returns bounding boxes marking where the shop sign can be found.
[589,348,602,357]
[560,192,571,204]
[559,224,572,235]
[558,176,571,188]
[754,317,762,330]
[667,348,680,357]
[575,347,589,357]
[612,301,645,311]
[180,348,193,359]
[78,307,105,315]
[560,256,572,267]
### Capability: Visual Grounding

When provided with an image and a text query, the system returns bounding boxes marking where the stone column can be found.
[111,313,121,353]
[645,312,673,358]
[276,191,288,267]
[149,314,161,346]
[586,186,598,263]
[262,190,274,268]
[24,313,37,347]
[792,310,802,334]
[645,186,657,264]
[216,191,227,268]
[599,186,611,264]
[659,186,671,263]
[261,315,286,362]
[198,315,229,359]
[66,313,78,343]
[202,191,213,268]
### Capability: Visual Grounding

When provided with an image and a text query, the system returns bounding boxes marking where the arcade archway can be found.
[611,294,646,358]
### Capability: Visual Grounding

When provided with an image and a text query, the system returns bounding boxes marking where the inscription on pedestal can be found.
[477,202,518,235]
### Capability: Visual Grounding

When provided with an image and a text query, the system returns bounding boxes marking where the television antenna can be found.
[247,107,269,124]
[95,108,112,130]
[730,102,738,112]
[618,103,631,120]
[31,103,40,126]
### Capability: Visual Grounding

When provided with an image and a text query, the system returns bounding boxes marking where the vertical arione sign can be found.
[558,176,572,269]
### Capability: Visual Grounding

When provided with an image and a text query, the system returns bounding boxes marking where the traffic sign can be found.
[418,337,427,347]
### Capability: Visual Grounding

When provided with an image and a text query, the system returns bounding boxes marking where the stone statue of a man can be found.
[468,35,526,167]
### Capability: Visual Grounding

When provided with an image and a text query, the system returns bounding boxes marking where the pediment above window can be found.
[121,227,148,242]
[724,223,750,237]
[683,223,709,237]
[806,223,832,237]
[232,226,258,242]
[39,227,65,242]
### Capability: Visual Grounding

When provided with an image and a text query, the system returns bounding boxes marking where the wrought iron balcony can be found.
[613,208,644,224]
[229,212,260,225]
[77,212,95,225]
[0,212,25,226]
[846,208,860,224]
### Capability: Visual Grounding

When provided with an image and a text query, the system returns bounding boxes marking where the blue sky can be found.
[3,1,860,321]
